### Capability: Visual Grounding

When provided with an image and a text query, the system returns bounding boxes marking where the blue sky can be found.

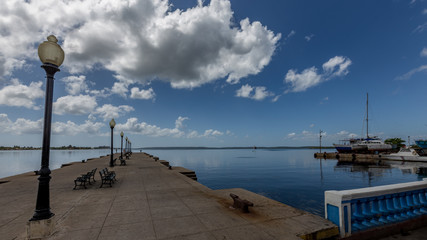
[0,0,426,148]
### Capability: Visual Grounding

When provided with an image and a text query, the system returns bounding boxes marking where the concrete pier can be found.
[0,153,338,239]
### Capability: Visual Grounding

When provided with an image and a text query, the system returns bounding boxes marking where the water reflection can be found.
[146,149,425,217]
[0,149,110,179]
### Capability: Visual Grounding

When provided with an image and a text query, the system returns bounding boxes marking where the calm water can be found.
[145,149,427,216]
[3,148,427,216]
[0,149,110,179]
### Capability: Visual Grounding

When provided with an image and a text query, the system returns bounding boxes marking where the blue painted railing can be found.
[325,179,427,237]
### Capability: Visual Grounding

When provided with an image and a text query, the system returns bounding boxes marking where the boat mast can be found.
[366,93,369,139]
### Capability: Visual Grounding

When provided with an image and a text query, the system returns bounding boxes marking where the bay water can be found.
[2,148,426,217]
[144,149,427,216]
[0,149,110,179]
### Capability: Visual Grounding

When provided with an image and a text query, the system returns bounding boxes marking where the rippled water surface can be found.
[0,149,110,179]
[145,149,427,216]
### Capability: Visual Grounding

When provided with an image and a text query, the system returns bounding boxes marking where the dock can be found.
[0,153,338,240]
[314,152,427,164]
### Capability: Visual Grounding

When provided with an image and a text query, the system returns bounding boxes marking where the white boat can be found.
[384,148,427,161]
[357,137,392,152]
[333,93,392,153]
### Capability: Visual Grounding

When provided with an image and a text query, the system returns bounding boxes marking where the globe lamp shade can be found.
[38,35,65,67]
[109,118,116,128]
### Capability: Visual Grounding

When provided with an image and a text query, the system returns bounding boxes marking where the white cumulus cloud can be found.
[116,116,224,139]
[53,95,97,115]
[90,104,134,121]
[61,75,88,95]
[0,79,44,109]
[0,0,280,91]
[284,56,352,93]
[236,84,274,101]
[130,87,156,100]
[322,56,352,77]
[421,47,427,57]
[0,113,104,135]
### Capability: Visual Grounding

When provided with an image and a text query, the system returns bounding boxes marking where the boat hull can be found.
[415,140,427,149]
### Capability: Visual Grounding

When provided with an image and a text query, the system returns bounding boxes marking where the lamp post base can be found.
[27,217,55,240]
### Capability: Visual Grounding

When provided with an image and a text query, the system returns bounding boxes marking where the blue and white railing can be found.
[325,179,427,237]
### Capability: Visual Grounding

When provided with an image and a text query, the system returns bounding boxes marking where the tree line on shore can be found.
[0,145,110,150]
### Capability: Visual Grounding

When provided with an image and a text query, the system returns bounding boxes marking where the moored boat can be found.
[415,140,427,149]
[333,93,392,153]
[384,147,427,161]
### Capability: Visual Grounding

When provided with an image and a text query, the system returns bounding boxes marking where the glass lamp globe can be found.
[109,118,116,128]
[38,35,65,67]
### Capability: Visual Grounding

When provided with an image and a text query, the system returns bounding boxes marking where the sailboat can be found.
[333,93,392,153]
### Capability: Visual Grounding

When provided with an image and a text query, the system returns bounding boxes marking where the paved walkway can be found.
[0,153,337,240]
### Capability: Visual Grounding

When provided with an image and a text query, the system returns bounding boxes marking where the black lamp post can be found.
[109,118,116,167]
[31,35,65,221]
[120,131,124,159]
[125,137,128,153]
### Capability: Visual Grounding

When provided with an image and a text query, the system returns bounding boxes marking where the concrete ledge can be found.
[212,188,339,239]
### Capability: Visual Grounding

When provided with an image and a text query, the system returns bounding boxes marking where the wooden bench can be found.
[230,193,254,213]
[99,169,115,188]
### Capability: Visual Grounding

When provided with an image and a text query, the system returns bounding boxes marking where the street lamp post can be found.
[31,35,64,221]
[109,119,116,167]
[120,131,124,160]
[125,137,128,154]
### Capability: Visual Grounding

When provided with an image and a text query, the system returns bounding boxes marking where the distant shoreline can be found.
[0,146,335,151]
[141,146,335,150]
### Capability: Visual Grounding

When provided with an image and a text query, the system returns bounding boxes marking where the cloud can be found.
[235,84,274,101]
[61,75,88,95]
[0,113,103,135]
[90,104,134,121]
[0,0,280,90]
[52,120,104,135]
[284,67,322,93]
[0,79,44,109]
[284,30,295,42]
[175,116,189,129]
[305,34,314,42]
[272,95,280,102]
[203,129,224,137]
[53,95,97,115]
[117,117,185,138]
[395,65,427,80]
[421,47,427,57]
[287,132,296,137]
[413,22,427,33]
[111,77,135,97]
[423,9,427,14]
[284,56,351,92]
[322,56,352,77]
[336,130,358,138]
[130,87,156,100]
[116,116,224,139]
